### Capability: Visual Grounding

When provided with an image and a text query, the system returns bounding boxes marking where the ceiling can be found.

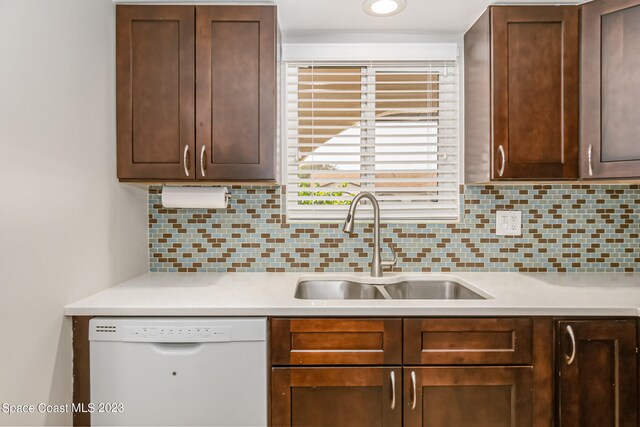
[273,0,582,37]
[119,0,583,38]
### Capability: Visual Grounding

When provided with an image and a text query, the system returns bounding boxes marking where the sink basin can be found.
[294,278,487,300]
[383,280,485,300]
[295,280,385,300]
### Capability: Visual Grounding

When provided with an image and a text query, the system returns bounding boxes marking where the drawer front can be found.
[271,318,402,365]
[404,318,533,365]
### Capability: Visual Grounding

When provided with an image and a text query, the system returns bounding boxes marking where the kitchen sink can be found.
[294,280,385,299]
[383,280,485,300]
[294,278,487,300]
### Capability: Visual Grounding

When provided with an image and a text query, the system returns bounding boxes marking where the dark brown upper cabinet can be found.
[116,6,195,181]
[116,5,277,182]
[581,0,640,179]
[196,7,277,181]
[464,6,579,183]
[556,320,638,427]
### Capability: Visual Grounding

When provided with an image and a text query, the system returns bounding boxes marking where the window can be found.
[285,61,459,222]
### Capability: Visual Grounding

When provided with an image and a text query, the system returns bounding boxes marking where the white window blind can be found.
[285,61,459,222]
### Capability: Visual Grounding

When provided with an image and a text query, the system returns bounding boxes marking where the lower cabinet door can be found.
[271,367,402,427]
[403,366,533,427]
[557,320,638,427]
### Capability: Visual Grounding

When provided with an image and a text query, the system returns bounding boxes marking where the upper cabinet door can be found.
[196,6,277,181]
[116,6,195,180]
[582,0,640,179]
[491,6,579,180]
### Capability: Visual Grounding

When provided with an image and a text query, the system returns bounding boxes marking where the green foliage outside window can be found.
[297,182,352,205]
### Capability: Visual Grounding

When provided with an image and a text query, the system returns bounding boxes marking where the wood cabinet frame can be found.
[72,316,93,427]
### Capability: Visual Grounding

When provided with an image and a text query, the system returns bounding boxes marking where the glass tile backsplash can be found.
[148,184,639,273]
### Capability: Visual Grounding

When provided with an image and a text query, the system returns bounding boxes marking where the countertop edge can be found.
[63,272,640,318]
[64,307,640,317]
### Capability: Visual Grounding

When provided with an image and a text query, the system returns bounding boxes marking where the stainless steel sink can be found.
[294,279,486,300]
[294,280,385,300]
[383,280,485,300]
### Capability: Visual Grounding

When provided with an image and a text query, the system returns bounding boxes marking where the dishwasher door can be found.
[89,317,267,427]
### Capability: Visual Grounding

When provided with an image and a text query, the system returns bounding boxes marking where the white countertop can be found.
[64,272,640,317]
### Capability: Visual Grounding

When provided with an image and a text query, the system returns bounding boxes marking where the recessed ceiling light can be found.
[362,0,407,17]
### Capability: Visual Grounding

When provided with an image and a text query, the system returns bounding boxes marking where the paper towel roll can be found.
[161,186,229,209]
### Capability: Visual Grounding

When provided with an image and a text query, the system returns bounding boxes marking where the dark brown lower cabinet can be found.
[403,367,533,427]
[271,367,402,427]
[271,366,536,427]
[557,320,638,427]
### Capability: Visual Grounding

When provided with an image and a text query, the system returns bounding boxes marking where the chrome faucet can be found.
[343,192,397,277]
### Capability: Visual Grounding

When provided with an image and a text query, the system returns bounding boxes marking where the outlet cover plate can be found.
[496,210,522,236]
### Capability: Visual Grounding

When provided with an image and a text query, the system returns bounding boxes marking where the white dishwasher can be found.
[89,317,267,427]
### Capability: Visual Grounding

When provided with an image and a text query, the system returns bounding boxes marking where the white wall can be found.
[0,1,148,425]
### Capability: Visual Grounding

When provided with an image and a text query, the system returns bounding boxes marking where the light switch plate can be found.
[496,210,522,236]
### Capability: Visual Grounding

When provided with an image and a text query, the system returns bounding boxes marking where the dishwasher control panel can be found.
[89,317,267,343]
[124,325,231,342]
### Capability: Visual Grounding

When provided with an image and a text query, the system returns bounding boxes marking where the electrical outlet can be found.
[495,210,522,236]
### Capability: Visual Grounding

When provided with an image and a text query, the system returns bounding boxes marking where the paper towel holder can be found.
[161,185,231,209]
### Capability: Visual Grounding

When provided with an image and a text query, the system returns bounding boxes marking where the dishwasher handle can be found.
[151,342,205,355]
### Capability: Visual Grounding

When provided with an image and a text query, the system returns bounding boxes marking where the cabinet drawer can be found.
[271,318,402,365]
[404,318,533,365]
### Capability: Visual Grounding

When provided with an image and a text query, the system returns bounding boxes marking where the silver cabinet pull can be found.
[200,146,206,177]
[566,325,576,365]
[588,144,594,177]
[390,371,396,410]
[498,145,506,177]
[183,145,190,177]
[410,370,417,410]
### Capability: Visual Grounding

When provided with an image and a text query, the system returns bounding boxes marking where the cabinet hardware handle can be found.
[410,370,417,410]
[588,144,594,177]
[390,371,396,410]
[200,146,206,177]
[183,145,190,177]
[498,145,506,177]
[566,325,576,365]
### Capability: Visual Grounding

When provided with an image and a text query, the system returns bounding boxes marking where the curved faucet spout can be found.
[343,192,379,234]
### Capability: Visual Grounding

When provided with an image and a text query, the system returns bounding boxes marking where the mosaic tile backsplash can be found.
[149,184,640,273]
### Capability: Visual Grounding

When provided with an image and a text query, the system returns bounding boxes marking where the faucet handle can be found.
[382,243,398,271]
